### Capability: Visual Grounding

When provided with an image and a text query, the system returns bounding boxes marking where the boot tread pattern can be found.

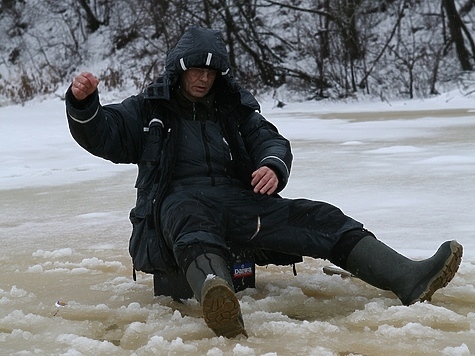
[202,279,248,338]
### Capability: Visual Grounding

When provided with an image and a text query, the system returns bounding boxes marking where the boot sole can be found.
[409,240,463,305]
[202,278,248,338]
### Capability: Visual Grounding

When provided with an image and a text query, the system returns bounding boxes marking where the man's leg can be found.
[230,194,463,305]
[160,190,247,338]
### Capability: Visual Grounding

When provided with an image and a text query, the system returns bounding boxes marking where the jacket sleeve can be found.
[65,86,145,164]
[239,110,293,192]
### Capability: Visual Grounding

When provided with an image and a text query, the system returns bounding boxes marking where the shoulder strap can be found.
[142,75,170,128]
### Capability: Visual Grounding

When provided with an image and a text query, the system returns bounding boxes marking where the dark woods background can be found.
[1,0,475,105]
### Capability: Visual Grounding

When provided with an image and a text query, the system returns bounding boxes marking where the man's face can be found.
[181,67,217,101]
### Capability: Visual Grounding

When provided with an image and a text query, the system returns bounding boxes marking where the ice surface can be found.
[1,93,474,354]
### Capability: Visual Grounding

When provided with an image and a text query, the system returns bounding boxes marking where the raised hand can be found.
[71,72,99,100]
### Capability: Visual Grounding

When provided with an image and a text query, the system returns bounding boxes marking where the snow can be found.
[1,91,474,354]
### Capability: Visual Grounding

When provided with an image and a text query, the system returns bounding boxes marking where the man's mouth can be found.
[195,86,206,91]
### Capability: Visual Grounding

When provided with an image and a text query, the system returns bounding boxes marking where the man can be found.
[65,26,463,339]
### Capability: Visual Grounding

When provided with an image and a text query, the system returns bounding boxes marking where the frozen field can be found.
[1,94,474,355]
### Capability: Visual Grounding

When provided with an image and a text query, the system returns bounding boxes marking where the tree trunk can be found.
[442,0,473,70]
[320,0,330,59]
[77,0,102,33]
[342,0,363,61]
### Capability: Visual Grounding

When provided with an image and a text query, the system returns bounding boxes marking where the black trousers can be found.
[159,178,364,271]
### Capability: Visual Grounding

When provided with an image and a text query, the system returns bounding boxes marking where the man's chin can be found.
[191,91,208,98]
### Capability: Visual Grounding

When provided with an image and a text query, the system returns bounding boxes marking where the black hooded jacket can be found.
[66,26,294,274]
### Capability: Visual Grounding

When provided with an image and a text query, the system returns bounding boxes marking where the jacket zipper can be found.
[194,102,215,186]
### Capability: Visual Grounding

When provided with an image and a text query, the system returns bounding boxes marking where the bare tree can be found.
[357,0,408,91]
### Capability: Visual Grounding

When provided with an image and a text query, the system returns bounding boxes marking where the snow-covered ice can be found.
[1,92,474,354]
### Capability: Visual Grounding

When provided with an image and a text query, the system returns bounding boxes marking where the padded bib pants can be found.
[159,178,364,270]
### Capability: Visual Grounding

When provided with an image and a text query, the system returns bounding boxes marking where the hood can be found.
[165,26,232,85]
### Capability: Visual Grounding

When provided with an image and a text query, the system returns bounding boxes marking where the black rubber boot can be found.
[185,253,248,338]
[346,237,463,305]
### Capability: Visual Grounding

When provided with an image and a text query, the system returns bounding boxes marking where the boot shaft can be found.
[185,253,234,303]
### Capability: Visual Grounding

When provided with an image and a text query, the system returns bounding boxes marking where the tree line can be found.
[1,0,475,105]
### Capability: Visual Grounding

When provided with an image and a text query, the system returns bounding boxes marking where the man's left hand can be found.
[251,166,279,195]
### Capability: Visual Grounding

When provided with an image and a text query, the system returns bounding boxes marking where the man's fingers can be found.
[251,169,263,187]
[255,180,276,195]
[260,176,278,195]
[83,72,99,88]
[71,72,98,100]
[251,167,278,195]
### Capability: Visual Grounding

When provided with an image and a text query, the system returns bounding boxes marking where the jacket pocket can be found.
[128,207,176,274]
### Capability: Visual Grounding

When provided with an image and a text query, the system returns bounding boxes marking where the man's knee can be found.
[329,228,375,269]
[173,231,230,271]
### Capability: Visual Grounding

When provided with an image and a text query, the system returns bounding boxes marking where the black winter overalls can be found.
[159,110,364,271]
